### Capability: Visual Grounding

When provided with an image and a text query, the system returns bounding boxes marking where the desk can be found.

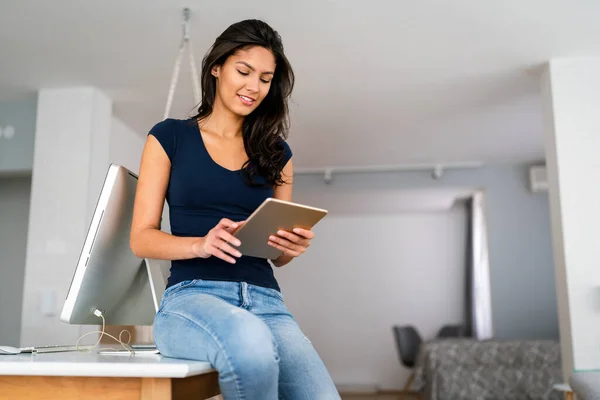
[0,351,220,399]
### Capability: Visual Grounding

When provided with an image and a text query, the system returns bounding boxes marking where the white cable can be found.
[74,309,135,355]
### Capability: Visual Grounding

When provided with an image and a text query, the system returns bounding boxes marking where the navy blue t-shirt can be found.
[148,118,292,292]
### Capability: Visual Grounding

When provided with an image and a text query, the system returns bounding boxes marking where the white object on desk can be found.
[0,346,21,355]
[0,344,96,354]
[553,383,573,392]
[0,350,214,378]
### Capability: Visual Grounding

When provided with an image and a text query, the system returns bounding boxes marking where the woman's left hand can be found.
[268,228,314,258]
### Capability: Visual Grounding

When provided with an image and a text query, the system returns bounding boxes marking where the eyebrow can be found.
[235,61,274,75]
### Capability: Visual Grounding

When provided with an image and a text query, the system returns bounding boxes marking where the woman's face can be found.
[212,46,276,117]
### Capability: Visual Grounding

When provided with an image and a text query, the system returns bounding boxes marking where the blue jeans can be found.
[153,279,341,400]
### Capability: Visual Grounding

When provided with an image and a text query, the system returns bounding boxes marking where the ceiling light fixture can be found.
[295,161,483,184]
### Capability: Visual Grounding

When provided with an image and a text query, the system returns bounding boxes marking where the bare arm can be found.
[130,135,242,263]
[130,135,200,260]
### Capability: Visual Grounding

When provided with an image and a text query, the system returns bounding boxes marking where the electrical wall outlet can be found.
[39,289,57,317]
[0,125,15,139]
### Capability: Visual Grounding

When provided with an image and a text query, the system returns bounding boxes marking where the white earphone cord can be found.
[74,310,135,355]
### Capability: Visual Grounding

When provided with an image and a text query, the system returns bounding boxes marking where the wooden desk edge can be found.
[0,372,221,400]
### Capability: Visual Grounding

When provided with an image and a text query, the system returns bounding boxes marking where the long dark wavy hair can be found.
[191,19,295,186]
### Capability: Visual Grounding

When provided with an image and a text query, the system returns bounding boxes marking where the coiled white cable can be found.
[74,309,135,355]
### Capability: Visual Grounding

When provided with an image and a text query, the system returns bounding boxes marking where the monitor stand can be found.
[145,257,167,315]
[98,258,166,355]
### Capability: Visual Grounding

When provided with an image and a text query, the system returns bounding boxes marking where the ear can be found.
[211,65,220,78]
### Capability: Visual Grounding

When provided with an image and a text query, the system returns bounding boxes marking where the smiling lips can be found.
[238,94,256,106]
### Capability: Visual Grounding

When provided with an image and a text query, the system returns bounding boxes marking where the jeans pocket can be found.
[271,288,284,302]
[162,279,198,302]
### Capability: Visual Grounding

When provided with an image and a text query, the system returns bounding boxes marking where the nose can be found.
[245,77,260,94]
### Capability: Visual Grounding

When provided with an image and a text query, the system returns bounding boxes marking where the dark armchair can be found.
[392,325,422,394]
[392,324,465,394]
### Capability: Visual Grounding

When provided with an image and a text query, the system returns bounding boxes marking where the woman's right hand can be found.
[193,218,244,263]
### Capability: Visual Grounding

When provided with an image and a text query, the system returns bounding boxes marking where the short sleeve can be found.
[281,139,293,165]
[148,119,176,161]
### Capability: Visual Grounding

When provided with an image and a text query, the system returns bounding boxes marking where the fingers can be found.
[213,230,241,263]
[275,230,311,247]
[206,237,241,264]
[268,237,302,257]
[217,240,242,259]
[216,228,241,247]
[268,234,305,256]
[205,219,244,264]
[217,218,239,231]
[268,228,315,258]
[225,220,246,234]
[268,240,300,257]
[292,227,315,239]
[211,247,238,264]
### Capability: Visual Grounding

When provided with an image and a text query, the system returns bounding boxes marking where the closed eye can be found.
[238,69,271,84]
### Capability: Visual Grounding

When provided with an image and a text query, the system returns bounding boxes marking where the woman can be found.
[130,19,340,399]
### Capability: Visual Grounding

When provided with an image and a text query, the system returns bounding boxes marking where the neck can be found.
[199,96,244,139]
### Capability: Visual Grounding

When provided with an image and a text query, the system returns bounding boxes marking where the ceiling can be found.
[1,0,599,169]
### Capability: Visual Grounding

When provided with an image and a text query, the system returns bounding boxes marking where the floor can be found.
[209,393,411,400]
[341,395,398,400]
[341,393,416,400]
[209,391,413,400]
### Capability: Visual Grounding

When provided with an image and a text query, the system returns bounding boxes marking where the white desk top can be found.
[0,350,214,378]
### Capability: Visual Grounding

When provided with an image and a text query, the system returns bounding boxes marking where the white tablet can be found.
[232,198,328,260]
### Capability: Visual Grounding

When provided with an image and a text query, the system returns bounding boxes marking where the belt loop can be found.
[240,282,251,309]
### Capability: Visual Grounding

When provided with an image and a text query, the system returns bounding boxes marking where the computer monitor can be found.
[60,164,167,326]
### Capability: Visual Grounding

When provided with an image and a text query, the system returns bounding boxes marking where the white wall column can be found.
[541,58,600,379]
[20,87,112,346]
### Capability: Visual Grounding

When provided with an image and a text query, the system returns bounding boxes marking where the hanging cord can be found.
[164,8,201,120]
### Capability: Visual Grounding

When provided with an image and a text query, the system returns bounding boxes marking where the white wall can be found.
[110,117,145,174]
[541,58,600,376]
[275,194,467,391]
[292,166,556,341]
[0,177,31,346]
[0,95,37,174]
